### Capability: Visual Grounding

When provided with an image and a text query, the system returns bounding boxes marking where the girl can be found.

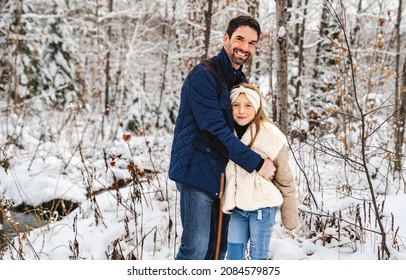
[223,83,300,260]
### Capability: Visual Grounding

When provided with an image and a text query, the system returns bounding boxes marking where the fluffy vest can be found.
[222,121,287,213]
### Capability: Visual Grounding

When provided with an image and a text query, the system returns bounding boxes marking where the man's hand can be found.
[258,158,276,180]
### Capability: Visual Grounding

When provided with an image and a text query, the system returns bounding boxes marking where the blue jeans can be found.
[226,207,277,260]
[175,183,230,260]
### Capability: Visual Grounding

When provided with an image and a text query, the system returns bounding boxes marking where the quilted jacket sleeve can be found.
[273,145,300,230]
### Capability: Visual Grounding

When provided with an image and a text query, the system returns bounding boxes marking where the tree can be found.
[41,2,77,110]
[243,0,260,79]
[399,58,406,192]
[104,0,114,116]
[274,0,290,133]
[308,0,340,133]
[202,0,213,61]
[291,0,308,121]
[321,0,394,259]
[393,0,404,174]
[0,0,42,107]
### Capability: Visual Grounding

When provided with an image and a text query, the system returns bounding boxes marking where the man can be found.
[169,15,276,260]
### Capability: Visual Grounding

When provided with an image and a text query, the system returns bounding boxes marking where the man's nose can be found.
[240,42,249,52]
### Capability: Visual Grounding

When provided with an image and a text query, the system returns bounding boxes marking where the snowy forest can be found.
[0,0,405,261]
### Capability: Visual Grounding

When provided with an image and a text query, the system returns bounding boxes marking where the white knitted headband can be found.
[230,85,261,113]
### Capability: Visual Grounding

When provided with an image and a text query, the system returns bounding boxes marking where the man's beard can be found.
[229,48,251,66]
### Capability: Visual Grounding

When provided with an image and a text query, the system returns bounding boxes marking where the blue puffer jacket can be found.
[169,48,262,197]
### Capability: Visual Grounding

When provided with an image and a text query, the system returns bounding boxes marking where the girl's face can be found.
[232,93,256,126]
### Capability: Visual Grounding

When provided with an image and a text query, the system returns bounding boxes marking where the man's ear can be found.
[223,32,229,45]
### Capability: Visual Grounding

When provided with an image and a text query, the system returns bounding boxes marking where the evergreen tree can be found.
[0,0,42,104]
[41,2,77,109]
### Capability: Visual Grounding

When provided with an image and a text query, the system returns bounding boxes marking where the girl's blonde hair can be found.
[230,83,270,147]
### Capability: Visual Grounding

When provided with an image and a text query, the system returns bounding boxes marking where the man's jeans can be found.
[175,183,230,260]
[226,207,277,260]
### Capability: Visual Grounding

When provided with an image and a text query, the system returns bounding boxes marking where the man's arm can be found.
[188,70,275,179]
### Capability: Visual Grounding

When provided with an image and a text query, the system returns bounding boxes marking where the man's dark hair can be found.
[226,15,261,40]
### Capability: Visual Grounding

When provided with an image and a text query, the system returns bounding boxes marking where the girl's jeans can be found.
[226,207,277,260]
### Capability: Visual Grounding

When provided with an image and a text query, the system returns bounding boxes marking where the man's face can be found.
[224,26,258,70]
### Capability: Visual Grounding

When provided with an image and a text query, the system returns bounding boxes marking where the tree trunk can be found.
[312,1,328,91]
[0,200,3,251]
[397,59,406,178]
[350,0,363,47]
[104,0,113,116]
[155,3,174,129]
[202,0,213,61]
[394,0,404,173]
[292,0,308,120]
[13,0,23,107]
[275,0,290,133]
[244,0,260,79]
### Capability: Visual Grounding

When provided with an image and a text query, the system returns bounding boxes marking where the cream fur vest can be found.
[222,121,287,214]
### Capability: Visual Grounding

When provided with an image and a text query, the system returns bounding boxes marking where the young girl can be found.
[222,83,300,260]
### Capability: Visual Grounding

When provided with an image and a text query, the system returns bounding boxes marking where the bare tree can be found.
[155,2,176,129]
[202,0,213,61]
[393,0,404,173]
[350,0,363,47]
[400,58,406,193]
[12,0,22,106]
[104,0,113,116]
[311,2,329,92]
[274,0,290,133]
[244,0,260,79]
[309,0,340,133]
[325,0,391,259]
[292,0,309,120]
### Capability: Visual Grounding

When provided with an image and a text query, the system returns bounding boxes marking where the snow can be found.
[1,114,405,265]
[277,26,286,38]
[1,0,406,277]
